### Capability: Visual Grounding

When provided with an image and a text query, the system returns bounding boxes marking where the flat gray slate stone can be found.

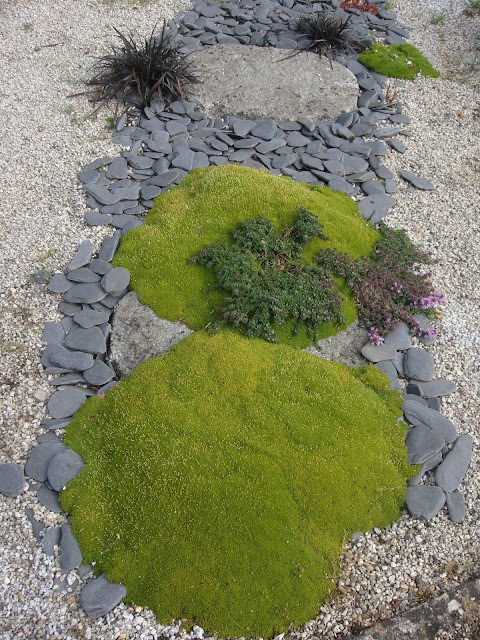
[399,170,435,190]
[98,232,121,262]
[47,273,74,294]
[426,396,441,411]
[80,574,127,621]
[85,211,113,226]
[358,194,393,222]
[64,326,107,355]
[40,417,72,430]
[361,342,397,363]
[0,463,26,497]
[47,448,85,492]
[106,157,128,180]
[402,400,457,443]
[37,484,62,513]
[89,259,113,276]
[83,359,115,386]
[405,425,445,465]
[101,267,131,296]
[63,283,107,304]
[66,267,101,283]
[60,522,83,572]
[413,312,437,345]
[47,388,87,419]
[67,240,95,272]
[47,345,95,371]
[25,507,44,541]
[446,491,465,523]
[73,308,110,328]
[42,525,62,556]
[403,347,435,382]
[375,360,399,389]
[408,378,457,398]
[406,485,446,520]
[25,442,66,481]
[42,322,65,345]
[435,434,473,492]
[407,451,443,486]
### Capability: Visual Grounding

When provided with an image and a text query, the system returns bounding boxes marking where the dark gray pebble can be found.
[47,388,87,419]
[80,574,127,621]
[0,463,26,497]
[60,522,83,572]
[47,449,85,492]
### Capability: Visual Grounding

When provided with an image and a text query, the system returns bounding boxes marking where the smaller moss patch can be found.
[358,43,440,80]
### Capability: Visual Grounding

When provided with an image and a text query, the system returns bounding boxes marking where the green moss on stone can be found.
[358,43,440,80]
[62,330,414,637]
[113,165,379,347]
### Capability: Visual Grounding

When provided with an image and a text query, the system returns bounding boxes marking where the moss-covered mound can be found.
[113,164,379,347]
[62,330,413,637]
[358,43,440,80]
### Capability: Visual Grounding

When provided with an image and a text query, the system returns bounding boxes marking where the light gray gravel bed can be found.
[0,0,478,638]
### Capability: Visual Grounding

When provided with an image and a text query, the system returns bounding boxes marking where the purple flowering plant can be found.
[316,223,444,344]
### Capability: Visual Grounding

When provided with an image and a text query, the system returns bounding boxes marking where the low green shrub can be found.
[113,165,380,347]
[358,43,440,79]
[61,330,413,637]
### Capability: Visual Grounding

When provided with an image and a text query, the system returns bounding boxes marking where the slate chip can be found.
[405,424,445,465]
[98,232,121,262]
[402,400,457,443]
[361,342,397,363]
[25,443,67,482]
[67,241,96,272]
[47,345,95,372]
[446,491,465,523]
[63,282,107,305]
[80,575,127,621]
[64,326,107,355]
[83,360,115,386]
[73,308,111,329]
[59,522,83,572]
[47,388,88,419]
[42,525,62,556]
[47,273,74,294]
[37,484,63,513]
[404,348,435,382]
[106,157,128,180]
[406,485,446,520]
[399,170,435,190]
[250,119,278,140]
[435,434,473,492]
[48,449,86,492]
[101,267,131,296]
[0,463,26,497]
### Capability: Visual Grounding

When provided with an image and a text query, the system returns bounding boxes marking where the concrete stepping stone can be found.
[446,491,465,523]
[399,170,435,190]
[0,463,26,497]
[47,388,87,419]
[64,326,107,355]
[59,523,83,572]
[405,425,445,465]
[25,443,66,482]
[37,484,62,513]
[435,434,473,492]
[42,525,62,556]
[80,574,127,621]
[402,400,457,443]
[406,485,446,520]
[67,241,96,272]
[47,449,85,492]
[403,348,435,381]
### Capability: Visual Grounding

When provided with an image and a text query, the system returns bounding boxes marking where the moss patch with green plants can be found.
[61,330,414,637]
[358,43,440,80]
[113,164,379,347]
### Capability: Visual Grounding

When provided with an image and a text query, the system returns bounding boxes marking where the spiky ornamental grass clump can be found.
[86,21,197,109]
[191,209,345,342]
[113,165,380,348]
[358,43,440,80]
[295,11,367,59]
[316,223,444,343]
[61,330,414,637]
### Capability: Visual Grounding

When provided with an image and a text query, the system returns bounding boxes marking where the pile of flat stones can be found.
[0,0,471,624]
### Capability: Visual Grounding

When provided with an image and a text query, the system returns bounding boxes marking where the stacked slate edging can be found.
[0,0,468,625]
[360,322,471,523]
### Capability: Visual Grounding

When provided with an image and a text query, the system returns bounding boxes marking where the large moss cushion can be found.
[61,330,413,637]
[358,43,440,80]
[113,164,379,347]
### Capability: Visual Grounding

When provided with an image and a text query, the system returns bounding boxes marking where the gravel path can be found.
[0,0,478,638]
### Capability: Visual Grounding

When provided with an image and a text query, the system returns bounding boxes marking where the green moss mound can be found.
[358,43,440,80]
[113,164,379,347]
[62,330,413,637]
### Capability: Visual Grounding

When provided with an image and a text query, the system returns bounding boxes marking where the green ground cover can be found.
[62,330,414,637]
[113,165,380,347]
[358,43,440,79]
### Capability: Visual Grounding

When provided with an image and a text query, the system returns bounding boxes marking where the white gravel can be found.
[0,0,479,638]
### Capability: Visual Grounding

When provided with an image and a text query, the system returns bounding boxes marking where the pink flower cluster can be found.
[416,291,445,310]
[368,326,384,346]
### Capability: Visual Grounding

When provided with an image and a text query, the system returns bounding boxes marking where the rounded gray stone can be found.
[83,359,115,386]
[47,273,74,294]
[374,360,400,390]
[406,485,446,520]
[80,574,127,621]
[407,378,457,398]
[403,347,435,382]
[402,400,457,444]
[47,388,87,419]
[405,425,445,465]
[188,44,358,122]
[0,463,26,497]
[67,240,96,272]
[47,448,85,492]
[446,491,465,523]
[25,442,66,482]
[383,322,412,350]
[361,342,397,363]
[73,308,111,329]
[101,267,131,296]
[64,325,107,355]
[435,434,473,492]
[47,345,95,372]
[66,267,101,284]
[59,522,83,571]
[42,525,62,556]
[37,484,62,513]
[63,282,107,304]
